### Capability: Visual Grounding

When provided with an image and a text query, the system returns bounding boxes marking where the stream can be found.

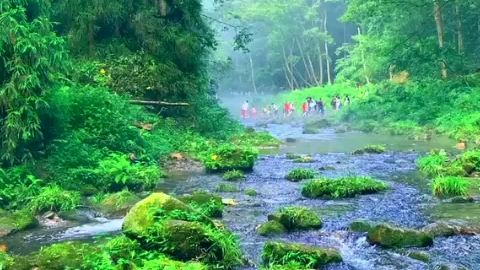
[4,118,480,269]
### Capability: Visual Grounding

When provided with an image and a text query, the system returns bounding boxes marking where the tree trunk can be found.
[433,0,447,78]
[296,37,315,84]
[282,43,297,89]
[248,53,257,94]
[323,9,332,84]
[317,45,324,85]
[129,100,190,106]
[88,21,95,56]
[357,26,370,84]
[454,0,464,53]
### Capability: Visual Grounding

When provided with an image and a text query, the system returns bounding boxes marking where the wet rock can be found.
[11,241,98,270]
[422,220,480,237]
[178,191,224,218]
[267,206,322,231]
[406,251,430,263]
[367,224,433,248]
[434,263,470,270]
[262,241,342,268]
[352,144,386,155]
[348,220,372,233]
[285,138,296,143]
[319,165,336,171]
[122,192,211,237]
[302,127,319,134]
[0,209,37,238]
[444,196,474,203]
[256,220,286,236]
[58,210,97,223]
[165,158,204,172]
[244,189,258,196]
[96,191,141,217]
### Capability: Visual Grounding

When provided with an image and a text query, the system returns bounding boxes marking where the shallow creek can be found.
[4,120,480,269]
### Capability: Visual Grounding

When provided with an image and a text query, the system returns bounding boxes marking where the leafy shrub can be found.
[230,131,281,147]
[222,170,245,181]
[0,167,42,209]
[215,183,239,192]
[302,176,387,198]
[202,144,259,172]
[431,176,469,198]
[285,168,317,182]
[244,189,258,196]
[28,185,81,213]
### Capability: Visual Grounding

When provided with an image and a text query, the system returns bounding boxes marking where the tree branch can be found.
[129,100,190,106]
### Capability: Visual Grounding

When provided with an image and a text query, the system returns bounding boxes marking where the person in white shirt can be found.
[241,100,249,118]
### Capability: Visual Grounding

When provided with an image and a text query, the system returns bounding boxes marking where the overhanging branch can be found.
[129,100,190,106]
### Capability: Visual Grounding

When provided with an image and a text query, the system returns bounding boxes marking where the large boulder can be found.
[96,191,141,217]
[367,224,433,248]
[122,192,210,237]
[422,220,480,238]
[256,220,287,236]
[267,206,322,231]
[262,241,342,268]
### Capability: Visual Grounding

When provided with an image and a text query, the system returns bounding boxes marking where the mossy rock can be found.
[434,263,469,270]
[159,220,224,261]
[203,145,259,172]
[302,176,387,199]
[405,251,430,263]
[318,166,335,171]
[268,206,322,231]
[285,168,317,182]
[244,189,258,196]
[215,183,239,192]
[446,196,474,203]
[80,185,100,196]
[348,220,372,233]
[12,241,99,270]
[304,119,331,129]
[422,220,480,237]
[102,236,142,264]
[285,153,301,159]
[222,170,245,181]
[352,144,386,155]
[294,156,314,163]
[122,192,211,238]
[97,191,141,216]
[0,209,37,237]
[367,224,433,248]
[257,220,287,236]
[178,191,224,218]
[261,241,342,268]
[302,127,319,134]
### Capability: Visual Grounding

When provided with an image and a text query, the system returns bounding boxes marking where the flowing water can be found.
[4,119,480,269]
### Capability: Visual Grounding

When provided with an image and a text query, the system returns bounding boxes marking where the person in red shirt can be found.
[302,102,308,116]
[284,102,289,116]
[251,107,257,118]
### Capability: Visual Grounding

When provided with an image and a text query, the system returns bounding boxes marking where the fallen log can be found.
[129,100,190,106]
[131,122,153,131]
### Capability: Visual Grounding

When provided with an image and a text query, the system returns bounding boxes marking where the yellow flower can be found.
[99,68,106,74]
[211,155,218,160]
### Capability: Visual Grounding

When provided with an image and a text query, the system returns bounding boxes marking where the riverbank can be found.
[276,76,480,144]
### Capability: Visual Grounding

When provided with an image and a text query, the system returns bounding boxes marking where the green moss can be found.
[12,241,98,270]
[96,190,141,216]
[257,220,287,236]
[231,131,282,147]
[0,251,13,269]
[302,176,387,198]
[0,209,37,237]
[223,169,245,181]
[294,156,314,163]
[102,235,142,265]
[122,192,208,238]
[367,224,433,248]
[285,153,301,159]
[202,144,259,172]
[352,144,386,155]
[348,220,372,233]
[268,206,322,231]
[285,168,317,182]
[141,255,208,269]
[178,190,224,218]
[215,183,239,192]
[406,251,430,263]
[244,189,258,196]
[261,241,342,268]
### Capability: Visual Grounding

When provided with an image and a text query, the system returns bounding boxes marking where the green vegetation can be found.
[223,170,245,181]
[244,189,258,196]
[348,220,372,233]
[285,168,317,182]
[261,241,342,268]
[302,176,388,199]
[293,156,315,163]
[431,176,469,198]
[269,206,322,231]
[417,149,480,178]
[92,190,141,216]
[215,183,240,193]
[178,191,225,218]
[257,220,287,236]
[352,145,386,155]
[285,153,301,160]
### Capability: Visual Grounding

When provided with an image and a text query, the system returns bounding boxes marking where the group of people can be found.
[240,93,356,119]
